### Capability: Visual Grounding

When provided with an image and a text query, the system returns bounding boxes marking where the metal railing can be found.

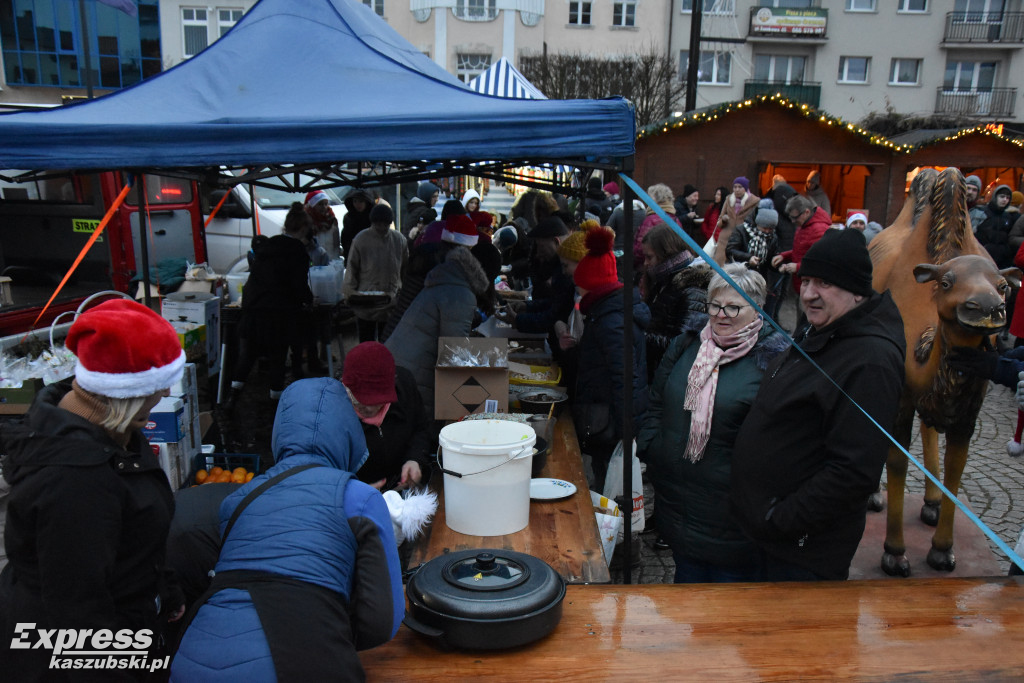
[934,87,1017,118]
[944,12,1024,43]
[743,80,821,108]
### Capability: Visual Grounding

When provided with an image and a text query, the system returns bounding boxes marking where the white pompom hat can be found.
[66,299,185,398]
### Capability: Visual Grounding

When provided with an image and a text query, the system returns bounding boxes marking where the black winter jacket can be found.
[356,366,433,488]
[572,285,651,456]
[0,383,177,678]
[730,292,906,580]
[976,185,1016,268]
[644,263,711,379]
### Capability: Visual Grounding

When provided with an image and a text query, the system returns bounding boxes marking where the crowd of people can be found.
[1,170,1022,679]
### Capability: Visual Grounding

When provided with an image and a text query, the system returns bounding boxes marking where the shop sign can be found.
[751,7,827,36]
[72,218,103,242]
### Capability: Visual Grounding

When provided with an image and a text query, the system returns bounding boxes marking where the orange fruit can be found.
[231,471,245,483]
[209,466,224,477]
[232,467,247,478]
[245,472,255,482]
[195,469,208,484]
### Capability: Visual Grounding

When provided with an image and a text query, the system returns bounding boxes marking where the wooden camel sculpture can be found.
[869,167,1021,577]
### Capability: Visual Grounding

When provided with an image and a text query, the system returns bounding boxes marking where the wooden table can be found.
[409,413,610,584]
[362,578,1024,680]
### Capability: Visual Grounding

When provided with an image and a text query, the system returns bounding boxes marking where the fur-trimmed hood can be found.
[424,245,490,296]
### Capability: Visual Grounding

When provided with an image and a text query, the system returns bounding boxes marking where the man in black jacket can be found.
[731,229,905,581]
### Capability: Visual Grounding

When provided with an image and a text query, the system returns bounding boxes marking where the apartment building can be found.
[676,0,1023,125]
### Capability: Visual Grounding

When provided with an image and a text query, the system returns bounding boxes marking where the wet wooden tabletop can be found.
[408,413,610,585]
[362,578,1024,681]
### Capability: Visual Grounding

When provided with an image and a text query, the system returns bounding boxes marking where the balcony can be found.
[943,12,1024,44]
[748,6,827,41]
[743,80,821,108]
[934,88,1016,118]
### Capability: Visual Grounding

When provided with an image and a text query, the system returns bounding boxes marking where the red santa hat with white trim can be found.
[441,214,479,247]
[66,299,186,398]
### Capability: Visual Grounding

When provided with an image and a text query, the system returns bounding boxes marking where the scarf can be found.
[58,379,131,447]
[742,223,770,262]
[579,281,624,314]
[641,251,693,299]
[683,316,763,461]
[359,402,391,428]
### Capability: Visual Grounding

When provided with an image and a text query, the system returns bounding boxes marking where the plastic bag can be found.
[602,439,644,541]
[590,491,621,566]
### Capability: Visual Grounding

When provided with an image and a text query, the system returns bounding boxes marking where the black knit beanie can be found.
[798,228,874,297]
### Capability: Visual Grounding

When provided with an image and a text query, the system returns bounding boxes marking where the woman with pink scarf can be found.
[636,263,788,583]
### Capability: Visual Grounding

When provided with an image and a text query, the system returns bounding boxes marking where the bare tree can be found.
[520,46,686,128]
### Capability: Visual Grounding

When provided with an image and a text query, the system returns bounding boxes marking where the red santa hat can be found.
[66,300,186,398]
[304,190,330,208]
[441,214,479,247]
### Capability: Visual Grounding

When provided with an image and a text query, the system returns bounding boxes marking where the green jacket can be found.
[637,324,787,568]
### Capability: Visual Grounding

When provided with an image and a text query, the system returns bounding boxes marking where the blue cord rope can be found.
[618,172,1024,571]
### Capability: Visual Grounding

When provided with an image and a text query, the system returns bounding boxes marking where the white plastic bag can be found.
[602,439,644,541]
[590,491,621,566]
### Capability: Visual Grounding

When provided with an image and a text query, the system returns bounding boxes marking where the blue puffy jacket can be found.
[172,378,403,681]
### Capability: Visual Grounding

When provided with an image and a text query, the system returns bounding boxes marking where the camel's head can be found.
[914,255,1022,336]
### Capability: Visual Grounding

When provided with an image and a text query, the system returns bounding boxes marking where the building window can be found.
[681,0,733,13]
[456,52,491,82]
[845,0,875,10]
[455,0,498,21]
[838,56,870,83]
[898,0,928,12]
[889,58,921,85]
[569,1,592,25]
[613,0,636,26]
[753,55,806,83]
[362,0,385,17]
[218,8,244,37]
[944,60,996,91]
[683,50,731,85]
[0,0,161,88]
[182,8,208,58]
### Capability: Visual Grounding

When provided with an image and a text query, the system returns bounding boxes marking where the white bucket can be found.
[439,419,536,536]
[225,273,249,304]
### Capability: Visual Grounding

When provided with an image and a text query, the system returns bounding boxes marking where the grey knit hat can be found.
[755,198,778,228]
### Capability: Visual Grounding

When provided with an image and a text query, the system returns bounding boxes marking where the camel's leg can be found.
[926,435,970,572]
[882,412,915,577]
[920,423,942,527]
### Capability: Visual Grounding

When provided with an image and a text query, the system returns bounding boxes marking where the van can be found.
[202,176,349,274]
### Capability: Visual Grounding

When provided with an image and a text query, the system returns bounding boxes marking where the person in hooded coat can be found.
[571,226,650,492]
[341,190,375,259]
[403,181,439,238]
[385,222,491,420]
[304,189,341,261]
[171,378,403,682]
[976,185,1016,268]
[0,300,187,680]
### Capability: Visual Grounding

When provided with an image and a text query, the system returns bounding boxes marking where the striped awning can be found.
[468,57,547,99]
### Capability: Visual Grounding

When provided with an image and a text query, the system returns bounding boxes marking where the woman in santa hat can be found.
[0,300,187,678]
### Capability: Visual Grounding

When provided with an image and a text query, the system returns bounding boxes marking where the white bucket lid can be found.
[439,419,536,456]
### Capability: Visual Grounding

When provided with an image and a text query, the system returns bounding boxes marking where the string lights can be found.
[636,94,1023,153]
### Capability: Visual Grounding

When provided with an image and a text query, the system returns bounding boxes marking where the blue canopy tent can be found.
[468,57,547,100]
[0,0,632,191]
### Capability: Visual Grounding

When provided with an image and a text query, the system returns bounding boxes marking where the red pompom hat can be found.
[66,299,186,398]
[573,226,619,291]
[342,342,398,405]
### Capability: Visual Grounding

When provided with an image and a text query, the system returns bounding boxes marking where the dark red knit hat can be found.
[342,342,398,405]
[573,226,619,291]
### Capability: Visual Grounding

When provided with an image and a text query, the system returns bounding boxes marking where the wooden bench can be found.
[362,577,1024,680]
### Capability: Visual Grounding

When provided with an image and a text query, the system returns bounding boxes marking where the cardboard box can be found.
[143,396,187,443]
[171,363,202,459]
[434,337,509,420]
[163,292,221,374]
[170,322,206,364]
[0,377,45,414]
[150,441,188,490]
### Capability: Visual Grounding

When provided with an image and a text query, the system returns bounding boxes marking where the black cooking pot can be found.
[404,548,566,650]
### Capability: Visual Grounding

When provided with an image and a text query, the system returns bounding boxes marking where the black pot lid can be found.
[408,548,565,620]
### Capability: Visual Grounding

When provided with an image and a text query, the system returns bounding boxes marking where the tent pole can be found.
[138,175,153,309]
[620,171,635,584]
[685,0,703,112]
[249,183,259,236]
